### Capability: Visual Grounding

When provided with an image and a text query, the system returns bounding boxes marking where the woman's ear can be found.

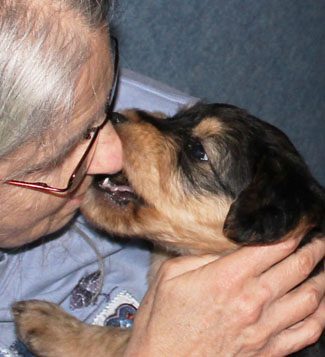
[223,153,324,245]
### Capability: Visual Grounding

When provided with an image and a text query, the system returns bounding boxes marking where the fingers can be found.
[259,237,325,300]
[267,298,325,356]
[210,229,308,281]
[260,268,325,338]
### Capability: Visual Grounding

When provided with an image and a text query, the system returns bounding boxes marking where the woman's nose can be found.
[87,121,123,175]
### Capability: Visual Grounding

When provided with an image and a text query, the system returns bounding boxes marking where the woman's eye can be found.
[83,127,97,140]
[186,140,209,161]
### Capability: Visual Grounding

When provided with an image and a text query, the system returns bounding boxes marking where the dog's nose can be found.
[110,112,128,124]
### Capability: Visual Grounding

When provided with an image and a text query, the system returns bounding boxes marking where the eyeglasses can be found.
[5,36,119,194]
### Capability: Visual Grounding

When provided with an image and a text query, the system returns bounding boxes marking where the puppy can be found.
[13,103,324,356]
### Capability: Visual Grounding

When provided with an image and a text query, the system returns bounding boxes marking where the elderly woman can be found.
[0,1,324,356]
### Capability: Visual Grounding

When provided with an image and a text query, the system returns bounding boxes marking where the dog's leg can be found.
[13,300,130,357]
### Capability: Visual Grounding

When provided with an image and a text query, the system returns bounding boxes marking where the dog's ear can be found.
[223,152,324,244]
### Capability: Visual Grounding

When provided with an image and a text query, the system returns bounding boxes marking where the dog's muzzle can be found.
[94,173,140,205]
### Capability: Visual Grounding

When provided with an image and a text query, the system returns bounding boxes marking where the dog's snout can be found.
[110,112,128,124]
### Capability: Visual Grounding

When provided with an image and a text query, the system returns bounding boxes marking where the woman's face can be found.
[0,31,123,248]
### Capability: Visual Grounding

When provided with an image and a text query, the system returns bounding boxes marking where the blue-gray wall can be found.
[114,0,325,184]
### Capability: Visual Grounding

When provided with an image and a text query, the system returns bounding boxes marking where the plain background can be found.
[113,0,325,185]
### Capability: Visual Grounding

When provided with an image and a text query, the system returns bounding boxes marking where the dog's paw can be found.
[12,300,84,356]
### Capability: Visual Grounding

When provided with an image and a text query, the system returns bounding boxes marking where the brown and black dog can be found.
[13,103,324,356]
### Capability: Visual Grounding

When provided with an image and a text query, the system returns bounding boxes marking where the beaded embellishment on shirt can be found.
[104,303,137,329]
[70,270,102,309]
[92,290,139,329]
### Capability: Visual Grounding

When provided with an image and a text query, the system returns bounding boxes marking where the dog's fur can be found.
[13,103,324,356]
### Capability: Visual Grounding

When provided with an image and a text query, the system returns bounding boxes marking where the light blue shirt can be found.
[0,69,196,356]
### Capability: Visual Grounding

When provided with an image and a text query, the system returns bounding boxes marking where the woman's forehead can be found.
[57,32,113,145]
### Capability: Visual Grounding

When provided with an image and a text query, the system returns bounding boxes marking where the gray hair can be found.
[0,0,115,162]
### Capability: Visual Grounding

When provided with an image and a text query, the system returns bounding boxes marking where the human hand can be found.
[125,232,325,356]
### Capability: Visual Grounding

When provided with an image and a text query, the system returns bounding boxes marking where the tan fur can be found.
[83,111,237,255]
[13,300,130,357]
[193,117,224,138]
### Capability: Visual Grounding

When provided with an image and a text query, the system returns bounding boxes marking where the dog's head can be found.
[82,103,324,254]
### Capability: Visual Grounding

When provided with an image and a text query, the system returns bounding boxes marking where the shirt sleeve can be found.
[115,68,198,115]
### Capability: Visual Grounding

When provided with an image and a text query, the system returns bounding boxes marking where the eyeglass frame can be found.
[4,36,119,194]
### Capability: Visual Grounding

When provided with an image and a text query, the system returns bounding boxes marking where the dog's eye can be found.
[186,140,209,161]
